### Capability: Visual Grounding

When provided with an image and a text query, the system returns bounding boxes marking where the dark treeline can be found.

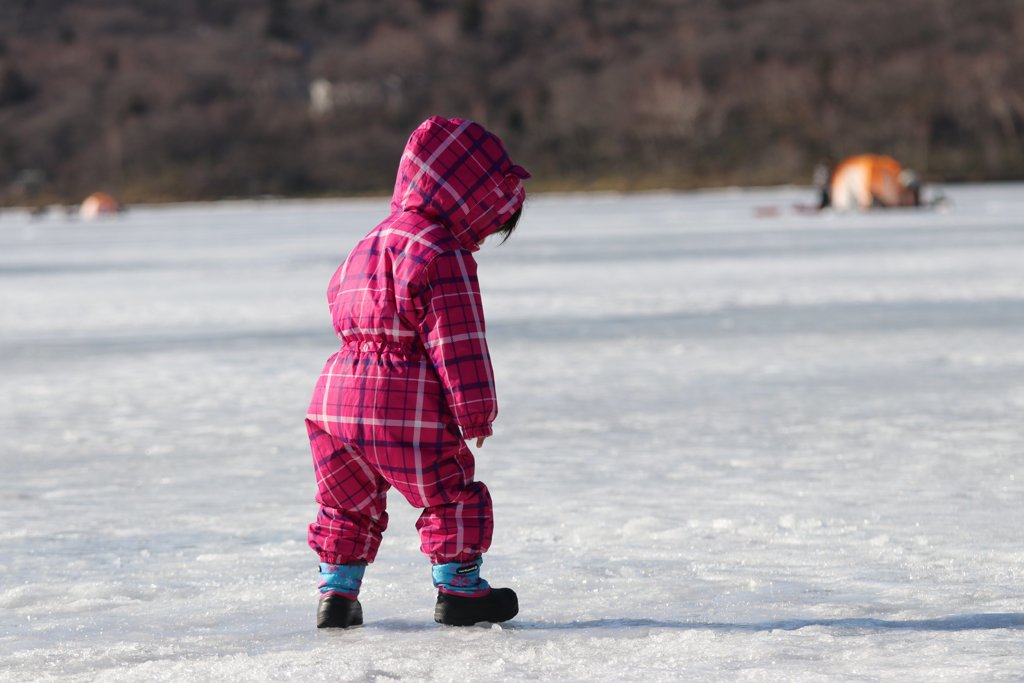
[1,0,1022,205]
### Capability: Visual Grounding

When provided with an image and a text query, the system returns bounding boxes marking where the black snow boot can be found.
[317,594,364,629]
[434,587,518,626]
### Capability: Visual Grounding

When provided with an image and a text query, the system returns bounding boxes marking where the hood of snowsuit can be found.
[389,116,530,252]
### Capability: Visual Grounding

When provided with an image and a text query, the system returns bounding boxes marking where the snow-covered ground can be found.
[2,185,1023,682]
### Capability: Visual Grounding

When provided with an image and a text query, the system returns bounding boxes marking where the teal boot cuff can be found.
[318,562,365,600]
[432,558,491,597]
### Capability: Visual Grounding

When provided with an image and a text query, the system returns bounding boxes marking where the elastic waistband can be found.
[342,339,421,357]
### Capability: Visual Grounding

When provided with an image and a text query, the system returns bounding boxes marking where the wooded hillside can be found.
[2,0,1022,205]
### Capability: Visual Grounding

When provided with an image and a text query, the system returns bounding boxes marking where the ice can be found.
[2,185,1023,681]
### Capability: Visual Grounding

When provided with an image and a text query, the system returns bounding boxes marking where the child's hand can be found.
[476,437,487,448]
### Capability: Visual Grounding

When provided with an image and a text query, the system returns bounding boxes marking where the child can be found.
[305,116,529,628]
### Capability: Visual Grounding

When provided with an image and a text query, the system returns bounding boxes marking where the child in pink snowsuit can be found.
[306,117,529,628]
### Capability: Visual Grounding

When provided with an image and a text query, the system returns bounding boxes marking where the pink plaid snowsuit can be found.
[306,117,529,566]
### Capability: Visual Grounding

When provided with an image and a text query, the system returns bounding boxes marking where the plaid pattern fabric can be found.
[307,117,528,565]
[390,117,529,252]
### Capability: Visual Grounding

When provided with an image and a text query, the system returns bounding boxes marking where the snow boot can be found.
[316,562,365,629]
[317,593,364,628]
[434,587,518,626]
[431,558,518,626]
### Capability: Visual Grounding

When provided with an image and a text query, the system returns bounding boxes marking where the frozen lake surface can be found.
[2,185,1023,681]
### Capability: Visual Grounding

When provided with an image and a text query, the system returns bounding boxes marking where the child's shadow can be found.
[360,613,1024,633]
[510,613,1024,632]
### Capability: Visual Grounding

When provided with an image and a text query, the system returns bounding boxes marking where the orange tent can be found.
[829,155,920,211]
[79,192,121,219]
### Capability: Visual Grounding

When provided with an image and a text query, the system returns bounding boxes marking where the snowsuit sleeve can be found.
[412,249,497,440]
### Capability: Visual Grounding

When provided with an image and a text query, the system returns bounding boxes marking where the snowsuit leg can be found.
[375,431,493,565]
[349,358,493,564]
[306,419,390,565]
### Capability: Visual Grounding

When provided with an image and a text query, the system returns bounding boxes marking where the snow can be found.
[2,185,1023,681]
